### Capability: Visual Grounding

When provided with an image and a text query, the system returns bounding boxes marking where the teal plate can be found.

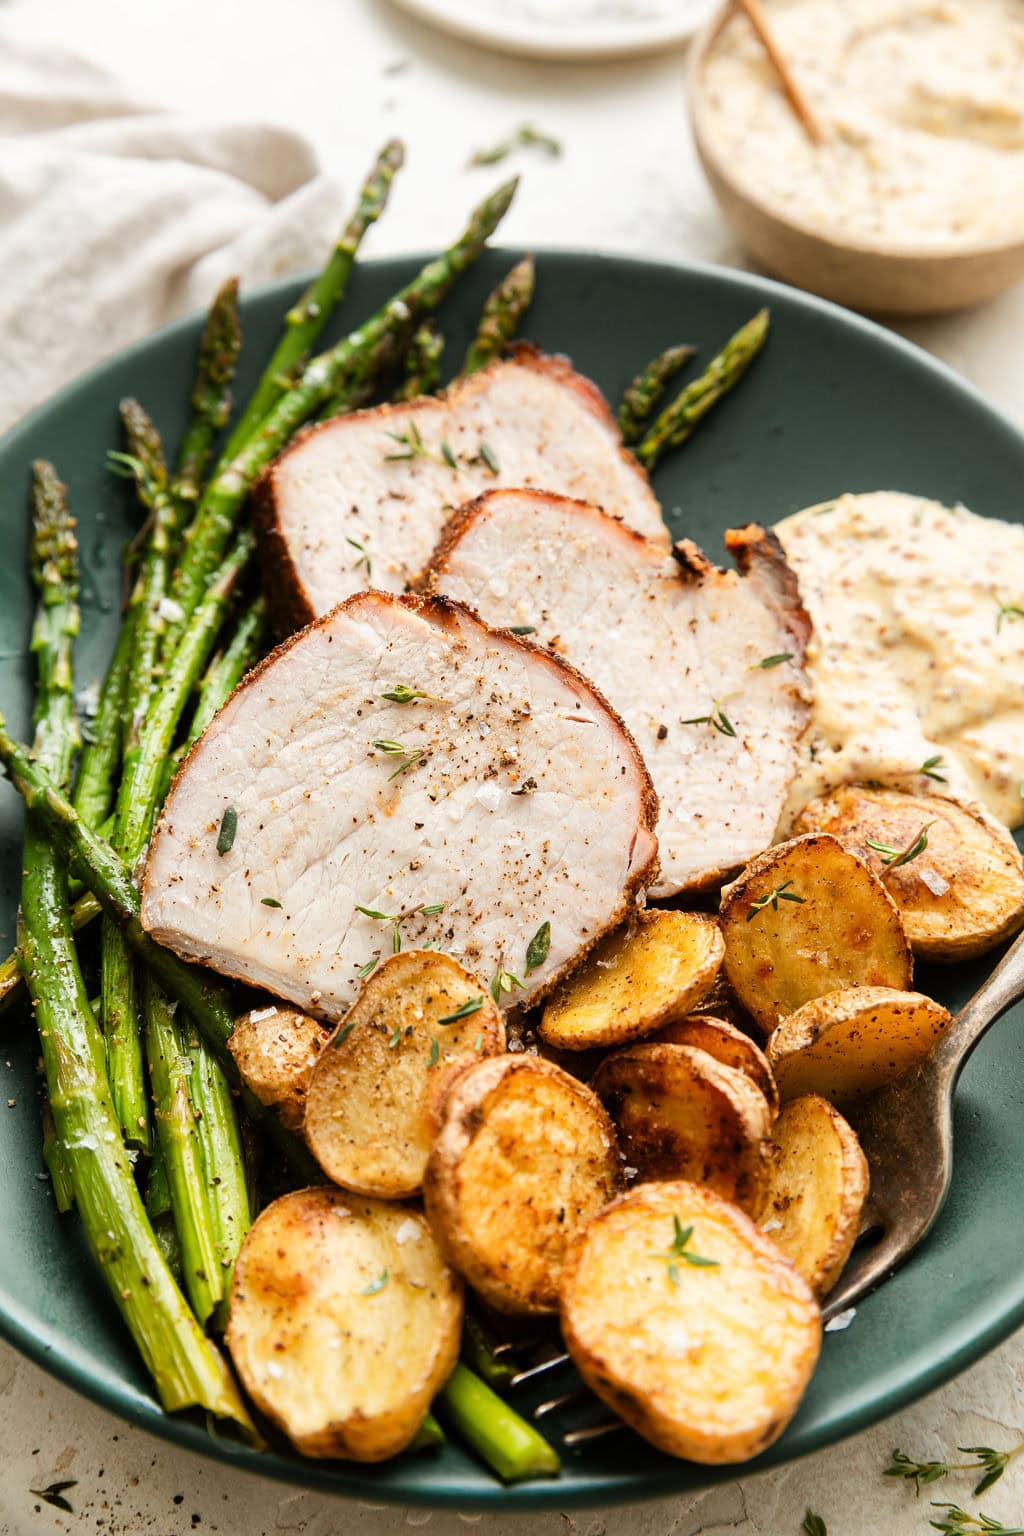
[0,251,1022,1509]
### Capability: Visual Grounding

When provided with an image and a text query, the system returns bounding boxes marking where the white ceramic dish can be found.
[386,0,714,61]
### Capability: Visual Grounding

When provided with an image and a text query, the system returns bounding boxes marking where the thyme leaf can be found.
[381,684,444,705]
[438,996,484,1025]
[995,601,1024,634]
[802,1514,828,1536]
[747,880,805,920]
[361,1269,389,1297]
[754,652,794,669]
[346,535,372,578]
[929,1504,1024,1534]
[427,1037,440,1068]
[886,1441,1024,1499]
[660,1214,720,1284]
[509,624,536,636]
[920,754,948,784]
[387,1025,403,1049]
[260,897,282,908]
[525,920,551,975]
[333,1018,358,1049]
[30,1482,77,1514]
[216,805,237,855]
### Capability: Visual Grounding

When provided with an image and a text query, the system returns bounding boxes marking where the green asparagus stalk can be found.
[635,309,770,470]
[218,140,404,464]
[315,318,410,421]
[0,719,317,1178]
[462,1314,516,1388]
[617,342,696,445]
[143,971,223,1324]
[186,1031,251,1328]
[0,891,99,1016]
[395,322,445,401]
[163,177,517,653]
[100,925,148,1151]
[16,465,251,1425]
[72,614,134,829]
[437,1363,560,1481]
[462,254,535,374]
[172,277,242,511]
[186,596,267,747]
[411,1413,446,1452]
[41,1098,74,1213]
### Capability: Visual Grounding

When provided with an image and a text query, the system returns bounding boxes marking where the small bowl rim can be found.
[688,1,1024,269]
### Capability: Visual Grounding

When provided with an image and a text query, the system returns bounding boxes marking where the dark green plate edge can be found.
[0,249,1021,1509]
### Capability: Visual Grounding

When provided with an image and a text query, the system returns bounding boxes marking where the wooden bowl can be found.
[687,5,1024,316]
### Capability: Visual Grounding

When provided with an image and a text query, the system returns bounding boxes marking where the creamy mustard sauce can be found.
[700,0,1024,250]
[775,491,1024,830]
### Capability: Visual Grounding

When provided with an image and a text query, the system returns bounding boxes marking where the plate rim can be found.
[384,0,712,62]
[2,244,1023,1509]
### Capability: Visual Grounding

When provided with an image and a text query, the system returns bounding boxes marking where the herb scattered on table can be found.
[30,1482,77,1514]
[886,1441,1024,1498]
[469,124,562,167]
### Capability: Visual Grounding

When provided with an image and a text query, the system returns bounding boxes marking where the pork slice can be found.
[423,491,810,896]
[254,349,668,634]
[141,591,658,1018]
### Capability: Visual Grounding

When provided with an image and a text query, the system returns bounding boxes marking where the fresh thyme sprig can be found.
[747,880,805,921]
[346,535,372,579]
[887,1441,1024,1498]
[354,901,445,954]
[371,738,428,781]
[659,1214,720,1286]
[928,1504,1024,1534]
[491,966,525,1004]
[682,703,736,738]
[469,124,562,167]
[30,1482,77,1514]
[920,754,948,784]
[995,601,1024,634]
[865,821,935,868]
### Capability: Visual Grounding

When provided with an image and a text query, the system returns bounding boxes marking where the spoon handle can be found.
[935,924,1024,1083]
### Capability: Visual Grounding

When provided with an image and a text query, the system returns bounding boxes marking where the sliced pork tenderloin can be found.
[254,348,667,634]
[141,591,658,1019]
[422,491,810,896]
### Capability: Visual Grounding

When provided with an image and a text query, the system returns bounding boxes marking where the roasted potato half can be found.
[228,1005,329,1130]
[423,1055,620,1315]
[720,834,913,1035]
[756,1095,869,1297]
[792,784,1024,961]
[652,1014,779,1119]
[226,1187,462,1460]
[560,1180,821,1463]
[304,951,504,1199]
[767,986,950,1105]
[539,910,724,1051]
[590,1042,771,1211]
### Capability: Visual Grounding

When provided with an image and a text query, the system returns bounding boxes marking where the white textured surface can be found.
[3,0,1024,1530]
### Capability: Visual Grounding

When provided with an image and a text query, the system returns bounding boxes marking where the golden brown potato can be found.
[560,1180,821,1464]
[590,1042,772,1211]
[792,784,1024,962]
[719,834,913,1035]
[652,1014,779,1119]
[693,967,761,1035]
[304,951,504,1199]
[767,986,950,1105]
[756,1095,869,1297]
[423,1055,621,1316]
[226,1188,462,1460]
[228,1005,329,1130]
[539,910,724,1051]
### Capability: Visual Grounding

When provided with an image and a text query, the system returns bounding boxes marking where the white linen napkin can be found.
[0,19,343,433]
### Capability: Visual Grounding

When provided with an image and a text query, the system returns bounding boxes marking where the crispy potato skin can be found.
[226,1188,462,1460]
[767,986,951,1104]
[539,911,725,1051]
[590,1042,771,1212]
[652,1014,779,1119]
[423,1055,621,1316]
[304,951,504,1199]
[228,1006,329,1130]
[792,785,1024,961]
[560,1180,821,1463]
[756,1095,869,1297]
[720,834,913,1035]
